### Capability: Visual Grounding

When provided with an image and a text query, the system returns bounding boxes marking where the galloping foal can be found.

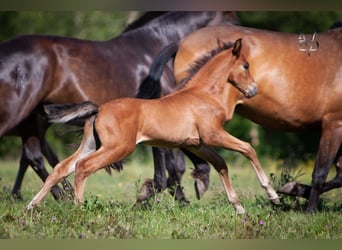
[27,39,279,214]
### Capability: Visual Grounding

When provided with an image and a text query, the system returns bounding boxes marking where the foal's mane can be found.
[179,40,234,87]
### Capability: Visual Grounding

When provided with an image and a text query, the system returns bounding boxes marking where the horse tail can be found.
[43,101,99,125]
[135,42,179,99]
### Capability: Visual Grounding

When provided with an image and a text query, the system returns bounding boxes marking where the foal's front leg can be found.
[186,145,245,214]
[201,128,280,205]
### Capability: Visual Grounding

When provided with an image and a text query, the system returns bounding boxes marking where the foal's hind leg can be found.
[39,131,74,196]
[201,128,280,205]
[74,144,134,202]
[186,145,245,214]
[26,119,97,210]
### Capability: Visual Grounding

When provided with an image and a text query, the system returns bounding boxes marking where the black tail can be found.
[43,101,99,125]
[135,42,179,99]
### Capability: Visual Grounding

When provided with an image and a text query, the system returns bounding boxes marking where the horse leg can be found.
[40,135,74,196]
[322,147,342,191]
[163,149,186,202]
[11,151,29,200]
[278,146,342,199]
[137,148,190,204]
[182,148,211,199]
[37,114,74,195]
[306,112,342,212]
[186,145,245,214]
[74,144,134,203]
[201,128,280,205]
[26,118,97,210]
[136,147,168,203]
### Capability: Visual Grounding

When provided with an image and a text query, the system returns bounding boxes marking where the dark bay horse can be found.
[26,39,280,214]
[142,24,342,212]
[0,12,239,200]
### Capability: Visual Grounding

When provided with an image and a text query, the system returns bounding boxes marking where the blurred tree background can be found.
[0,11,341,165]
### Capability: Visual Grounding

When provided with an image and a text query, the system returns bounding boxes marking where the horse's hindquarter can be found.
[0,36,54,135]
[240,29,342,129]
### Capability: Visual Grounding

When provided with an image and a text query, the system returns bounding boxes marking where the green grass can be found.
[0,155,341,239]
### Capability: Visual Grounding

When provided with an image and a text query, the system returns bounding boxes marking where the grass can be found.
[0,153,341,239]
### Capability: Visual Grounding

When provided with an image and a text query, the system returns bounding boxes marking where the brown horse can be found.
[26,39,280,214]
[142,24,342,212]
[0,12,238,200]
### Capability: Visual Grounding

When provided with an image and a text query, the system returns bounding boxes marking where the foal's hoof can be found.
[269,197,281,205]
[26,202,38,212]
[235,204,245,215]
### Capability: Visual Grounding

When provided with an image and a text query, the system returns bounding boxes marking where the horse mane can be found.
[179,40,234,86]
[329,20,342,29]
[122,12,168,33]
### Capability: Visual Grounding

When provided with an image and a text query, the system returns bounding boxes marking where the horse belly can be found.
[137,103,201,147]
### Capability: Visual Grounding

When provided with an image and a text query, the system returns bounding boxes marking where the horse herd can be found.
[0,12,341,214]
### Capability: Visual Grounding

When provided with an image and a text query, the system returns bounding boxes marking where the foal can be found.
[27,39,279,214]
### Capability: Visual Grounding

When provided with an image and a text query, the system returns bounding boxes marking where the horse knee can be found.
[240,142,257,160]
[23,137,44,169]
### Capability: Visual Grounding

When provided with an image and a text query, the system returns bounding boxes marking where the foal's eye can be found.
[243,63,249,70]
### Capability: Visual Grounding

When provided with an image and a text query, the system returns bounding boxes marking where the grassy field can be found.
[0,152,341,239]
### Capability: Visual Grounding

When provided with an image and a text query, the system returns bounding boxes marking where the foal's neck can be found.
[185,50,232,95]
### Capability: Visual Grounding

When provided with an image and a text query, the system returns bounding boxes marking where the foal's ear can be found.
[216,37,226,49]
[232,38,242,57]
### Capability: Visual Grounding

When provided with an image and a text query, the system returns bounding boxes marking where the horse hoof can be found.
[136,178,155,202]
[26,202,35,211]
[278,181,297,194]
[270,197,281,205]
[235,204,245,215]
[179,197,190,206]
[194,179,206,200]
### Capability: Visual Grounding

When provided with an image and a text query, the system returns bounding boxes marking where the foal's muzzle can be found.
[245,82,258,98]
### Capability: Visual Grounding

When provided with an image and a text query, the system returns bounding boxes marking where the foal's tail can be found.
[44,101,124,173]
[135,42,179,99]
[43,101,99,125]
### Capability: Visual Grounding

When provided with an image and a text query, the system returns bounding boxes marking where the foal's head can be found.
[225,38,257,98]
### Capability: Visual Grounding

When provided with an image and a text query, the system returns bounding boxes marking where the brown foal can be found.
[27,39,279,214]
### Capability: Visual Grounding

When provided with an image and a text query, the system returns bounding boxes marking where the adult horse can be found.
[26,39,280,214]
[0,12,239,200]
[7,11,170,200]
[140,24,342,213]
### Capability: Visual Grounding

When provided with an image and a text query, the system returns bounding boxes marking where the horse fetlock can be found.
[191,168,210,200]
[269,196,281,205]
[234,204,245,214]
[26,200,39,211]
